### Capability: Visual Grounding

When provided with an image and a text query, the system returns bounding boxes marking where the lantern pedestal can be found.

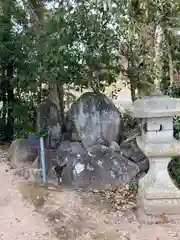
[136,138,180,222]
[130,89,180,223]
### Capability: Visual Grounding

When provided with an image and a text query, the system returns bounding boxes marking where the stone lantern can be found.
[130,89,180,221]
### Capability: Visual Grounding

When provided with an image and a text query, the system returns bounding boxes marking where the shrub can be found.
[167,84,180,188]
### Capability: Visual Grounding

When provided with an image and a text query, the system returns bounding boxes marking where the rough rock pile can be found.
[8,92,149,191]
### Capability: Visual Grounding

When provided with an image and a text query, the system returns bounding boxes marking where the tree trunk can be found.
[1,68,7,122]
[37,81,42,103]
[56,81,65,126]
[153,25,164,89]
[167,40,174,86]
[49,83,60,109]
[2,98,7,122]
[49,82,65,127]
[6,62,14,139]
[129,77,136,102]
[1,1,14,140]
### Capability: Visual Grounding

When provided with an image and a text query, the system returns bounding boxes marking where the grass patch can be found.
[54,226,72,240]
[91,231,124,240]
[19,182,49,208]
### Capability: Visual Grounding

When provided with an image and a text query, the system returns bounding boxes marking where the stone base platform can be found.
[136,196,180,224]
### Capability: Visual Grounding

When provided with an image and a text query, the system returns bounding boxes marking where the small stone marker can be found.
[130,89,180,222]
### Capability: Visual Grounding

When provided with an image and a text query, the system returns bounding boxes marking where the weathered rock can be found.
[32,148,60,169]
[25,147,66,186]
[67,92,123,149]
[45,149,66,185]
[96,137,109,147]
[137,158,149,173]
[37,100,61,148]
[62,148,139,190]
[57,141,86,158]
[109,141,121,153]
[120,139,149,173]
[87,138,109,155]
[8,139,38,168]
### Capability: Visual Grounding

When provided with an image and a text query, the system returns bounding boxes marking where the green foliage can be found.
[167,84,180,139]
[12,100,35,139]
[173,116,180,140]
[35,127,49,138]
[0,0,180,141]
[0,119,8,141]
[167,84,180,188]
[0,0,41,140]
[122,112,139,139]
[39,1,121,92]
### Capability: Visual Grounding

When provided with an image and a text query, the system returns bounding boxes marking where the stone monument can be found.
[37,100,61,149]
[130,88,180,222]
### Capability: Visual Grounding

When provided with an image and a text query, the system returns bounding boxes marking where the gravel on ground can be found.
[0,149,55,240]
[1,146,180,240]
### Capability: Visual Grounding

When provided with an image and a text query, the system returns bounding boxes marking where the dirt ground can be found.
[1,146,180,240]
[0,147,56,240]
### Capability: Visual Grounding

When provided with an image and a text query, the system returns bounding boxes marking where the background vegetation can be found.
[0,0,180,182]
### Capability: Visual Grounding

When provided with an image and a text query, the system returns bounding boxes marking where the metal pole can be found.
[40,137,47,184]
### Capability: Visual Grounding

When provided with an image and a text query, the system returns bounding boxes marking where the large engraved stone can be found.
[67,92,124,149]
